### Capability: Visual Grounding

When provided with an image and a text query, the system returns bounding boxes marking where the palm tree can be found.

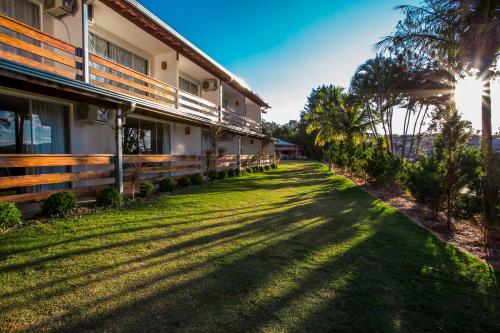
[376,0,499,225]
[304,86,370,162]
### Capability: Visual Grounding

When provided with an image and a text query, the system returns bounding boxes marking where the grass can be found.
[0,161,499,332]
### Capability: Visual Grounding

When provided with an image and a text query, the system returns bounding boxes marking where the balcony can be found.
[221,108,262,133]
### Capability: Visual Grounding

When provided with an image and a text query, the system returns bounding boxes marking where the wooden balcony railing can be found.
[221,108,262,133]
[89,53,177,109]
[0,154,114,203]
[179,91,219,120]
[0,14,83,79]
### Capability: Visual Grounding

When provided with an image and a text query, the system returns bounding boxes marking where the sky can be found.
[138,0,499,134]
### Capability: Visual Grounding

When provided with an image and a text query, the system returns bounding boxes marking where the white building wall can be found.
[170,123,202,156]
[242,137,260,155]
[153,52,177,87]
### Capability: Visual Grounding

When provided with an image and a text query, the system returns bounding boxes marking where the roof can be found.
[275,139,299,146]
[101,0,270,109]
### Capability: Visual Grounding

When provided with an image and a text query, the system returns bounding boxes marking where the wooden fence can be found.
[0,154,275,204]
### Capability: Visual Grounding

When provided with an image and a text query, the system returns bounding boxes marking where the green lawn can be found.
[0,162,499,332]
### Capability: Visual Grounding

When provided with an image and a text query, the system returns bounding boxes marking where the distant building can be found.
[275,140,305,159]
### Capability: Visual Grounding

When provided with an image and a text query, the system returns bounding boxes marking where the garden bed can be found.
[330,166,500,270]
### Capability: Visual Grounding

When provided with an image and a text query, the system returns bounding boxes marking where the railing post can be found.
[115,107,124,193]
[175,52,180,109]
[82,0,90,83]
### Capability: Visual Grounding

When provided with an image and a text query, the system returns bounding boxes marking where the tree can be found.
[376,0,499,224]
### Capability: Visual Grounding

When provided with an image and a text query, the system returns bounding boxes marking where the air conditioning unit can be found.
[77,104,114,125]
[44,0,75,17]
[202,79,218,91]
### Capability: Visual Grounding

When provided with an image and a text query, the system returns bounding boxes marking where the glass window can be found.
[180,77,200,96]
[123,117,169,155]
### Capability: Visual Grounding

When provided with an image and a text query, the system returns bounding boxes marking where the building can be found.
[275,140,305,160]
[0,0,275,207]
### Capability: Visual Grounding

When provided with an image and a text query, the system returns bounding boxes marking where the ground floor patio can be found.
[0,162,498,332]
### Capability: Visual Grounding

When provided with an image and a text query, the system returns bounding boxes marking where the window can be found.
[122,117,170,155]
[89,33,148,74]
[179,76,200,96]
[0,0,41,61]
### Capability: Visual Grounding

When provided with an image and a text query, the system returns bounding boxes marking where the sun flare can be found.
[454,76,484,114]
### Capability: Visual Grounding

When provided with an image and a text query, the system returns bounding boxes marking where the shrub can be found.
[208,170,218,181]
[252,166,258,173]
[217,170,227,180]
[362,139,401,185]
[140,180,155,198]
[0,202,22,228]
[176,176,191,188]
[190,173,204,185]
[159,178,176,193]
[452,192,483,219]
[271,164,278,169]
[234,168,241,177]
[264,165,270,171]
[96,188,122,207]
[246,167,253,174]
[41,191,76,217]
[227,169,235,178]
[258,166,265,172]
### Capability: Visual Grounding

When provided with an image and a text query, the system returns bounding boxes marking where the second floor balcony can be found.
[0,0,265,135]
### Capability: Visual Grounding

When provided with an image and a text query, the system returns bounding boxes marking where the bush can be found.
[176,176,191,188]
[452,192,483,219]
[159,178,176,193]
[0,202,22,228]
[140,180,155,198]
[264,165,270,171]
[234,168,241,177]
[208,170,218,181]
[258,166,265,172]
[96,188,122,207]
[252,166,258,173]
[227,169,235,178]
[362,139,401,185]
[217,170,227,180]
[246,167,253,174]
[190,173,204,185]
[271,164,278,169]
[41,191,76,217]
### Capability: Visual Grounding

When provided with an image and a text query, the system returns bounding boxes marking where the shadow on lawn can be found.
[1,162,499,332]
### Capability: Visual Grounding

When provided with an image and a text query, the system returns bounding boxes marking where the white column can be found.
[114,108,123,193]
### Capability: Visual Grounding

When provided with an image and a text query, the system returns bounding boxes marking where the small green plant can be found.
[41,191,76,217]
[227,169,235,178]
[96,188,123,207]
[0,201,22,228]
[271,164,278,169]
[190,173,204,185]
[176,176,191,188]
[264,165,270,171]
[246,167,253,174]
[140,180,155,198]
[258,166,265,172]
[217,170,227,180]
[208,170,218,181]
[234,168,241,177]
[159,178,176,193]
[252,166,258,173]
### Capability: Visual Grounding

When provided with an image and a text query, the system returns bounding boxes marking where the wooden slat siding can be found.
[90,67,175,100]
[0,14,77,54]
[124,163,201,176]
[0,154,112,168]
[0,33,76,68]
[90,54,176,93]
[0,51,76,78]
[0,183,113,204]
[123,155,200,163]
[0,170,113,189]
[92,81,176,109]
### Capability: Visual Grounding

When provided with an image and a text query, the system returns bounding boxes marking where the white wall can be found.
[170,123,202,155]
[242,137,260,155]
[153,52,177,87]
[246,99,262,124]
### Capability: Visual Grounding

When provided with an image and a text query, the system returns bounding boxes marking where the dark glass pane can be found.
[123,117,140,154]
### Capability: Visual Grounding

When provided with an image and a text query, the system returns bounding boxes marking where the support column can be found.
[237,136,242,169]
[82,1,90,83]
[218,79,223,123]
[175,52,180,109]
[114,107,124,193]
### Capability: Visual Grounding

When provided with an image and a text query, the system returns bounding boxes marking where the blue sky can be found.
[138,0,499,133]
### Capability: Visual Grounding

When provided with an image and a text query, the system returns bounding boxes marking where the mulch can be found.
[331,166,500,270]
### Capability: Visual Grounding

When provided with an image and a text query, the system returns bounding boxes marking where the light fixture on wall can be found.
[235,101,239,107]
[161,61,167,70]
[185,126,191,135]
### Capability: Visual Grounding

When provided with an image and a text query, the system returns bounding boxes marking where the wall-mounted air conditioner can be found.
[202,79,218,92]
[44,0,75,18]
[77,104,114,125]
